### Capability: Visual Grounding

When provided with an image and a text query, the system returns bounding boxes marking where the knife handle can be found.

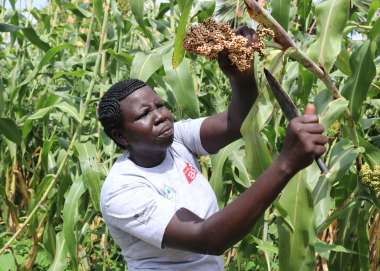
[316,158,328,174]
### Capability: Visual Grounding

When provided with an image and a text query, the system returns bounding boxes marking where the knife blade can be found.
[263,68,328,174]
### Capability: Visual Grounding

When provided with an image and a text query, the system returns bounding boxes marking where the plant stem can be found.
[0,0,111,256]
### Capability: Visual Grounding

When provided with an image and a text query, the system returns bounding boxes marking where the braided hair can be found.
[97,79,147,148]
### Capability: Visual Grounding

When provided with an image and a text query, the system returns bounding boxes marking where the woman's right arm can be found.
[162,105,328,255]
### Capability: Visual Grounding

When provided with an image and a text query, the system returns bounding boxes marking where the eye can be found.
[137,109,149,120]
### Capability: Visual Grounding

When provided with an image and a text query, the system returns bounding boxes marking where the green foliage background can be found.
[0,0,379,270]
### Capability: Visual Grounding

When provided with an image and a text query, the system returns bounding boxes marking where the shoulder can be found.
[100,154,149,210]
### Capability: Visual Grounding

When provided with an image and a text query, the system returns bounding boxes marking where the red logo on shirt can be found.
[183,162,197,184]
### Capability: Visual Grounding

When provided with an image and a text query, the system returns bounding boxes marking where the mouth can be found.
[158,126,174,138]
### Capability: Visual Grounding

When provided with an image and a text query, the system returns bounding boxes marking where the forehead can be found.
[119,85,161,115]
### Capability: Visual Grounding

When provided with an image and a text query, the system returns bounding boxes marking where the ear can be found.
[110,128,129,149]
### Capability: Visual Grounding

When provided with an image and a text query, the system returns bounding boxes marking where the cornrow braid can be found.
[97,79,147,148]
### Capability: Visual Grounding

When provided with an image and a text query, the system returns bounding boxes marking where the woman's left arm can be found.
[200,27,258,154]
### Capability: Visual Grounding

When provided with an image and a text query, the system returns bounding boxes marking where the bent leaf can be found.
[130,52,163,82]
[22,26,51,51]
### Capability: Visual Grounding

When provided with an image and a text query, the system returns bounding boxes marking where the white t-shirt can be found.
[100,118,224,271]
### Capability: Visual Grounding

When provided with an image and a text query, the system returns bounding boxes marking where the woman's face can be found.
[117,86,174,152]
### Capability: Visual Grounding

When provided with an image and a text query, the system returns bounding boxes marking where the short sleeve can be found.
[174,117,209,156]
[101,179,177,249]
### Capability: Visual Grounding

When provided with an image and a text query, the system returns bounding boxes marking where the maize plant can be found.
[0,0,379,270]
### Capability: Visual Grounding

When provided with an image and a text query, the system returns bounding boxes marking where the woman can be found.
[97,28,328,271]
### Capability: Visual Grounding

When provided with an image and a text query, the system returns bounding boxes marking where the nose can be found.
[153,108,166,126]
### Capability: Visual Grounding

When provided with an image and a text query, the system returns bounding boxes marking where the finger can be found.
[310,134,329,145]
[301,123,325,134]
[234,27,257,44]
[314,145,326,157]
[304,103,315,115]
[234,26,256,37]
[299,114,319,123]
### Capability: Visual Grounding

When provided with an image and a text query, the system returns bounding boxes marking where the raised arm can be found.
[163,105,328,255]
[200,27,258,154]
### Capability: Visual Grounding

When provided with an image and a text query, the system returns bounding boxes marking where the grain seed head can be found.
[360,163,380,198]
[183,19,274,71]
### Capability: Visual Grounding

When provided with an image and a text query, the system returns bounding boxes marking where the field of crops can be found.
[0,0,379,270]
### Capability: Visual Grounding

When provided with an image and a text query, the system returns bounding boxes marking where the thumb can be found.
[304,103,315,115]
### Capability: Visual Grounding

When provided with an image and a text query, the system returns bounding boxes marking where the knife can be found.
[263,68,328,174]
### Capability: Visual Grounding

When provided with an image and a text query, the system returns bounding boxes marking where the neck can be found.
[129,148,167,167]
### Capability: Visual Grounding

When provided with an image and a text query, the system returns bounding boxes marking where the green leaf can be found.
[308,0,349,72]
[359,137,380,167]
[210,140,244,207]
[272,0,291,30]
[93,0,104,25]
[130,0,157,46]
[19,44,74,88]
[47,231,68,271]
[63,180,85,270]
[0,253,16,271]
[230,148,251,188]
[194,0,215,22]
[315,240,358,260]
[63,2,92,18]
[277,170,316,271]
[163,53,200,118]
[22,26,51,51]
[130,52,163,82]
[368,0,380,21]
[319,97,349,129]
[298,0,312,28]
[172,0,193,68]
[28,107,53,120]
[75,142,102,211]
[342,40,376,122]
[0,23,20,32]
[0,118,21,145]
[310,139,361,226]
[55,102,80,123]
[335,47,352,76]
[241,96,273,179]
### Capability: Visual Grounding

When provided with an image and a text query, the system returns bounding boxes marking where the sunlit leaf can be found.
[163,53,200,118]
[308,0,349,71]
[130,52,163,82]
[172,0,193,68]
